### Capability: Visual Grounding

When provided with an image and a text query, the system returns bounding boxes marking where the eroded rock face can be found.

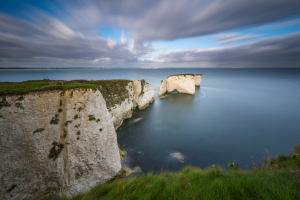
[195,74,202,87]
[0,89,121,199]
[159,79,167,97]
[166,75,195,95]
[132,80,155,110]
[109,80,155,130]
[0,80,156,200]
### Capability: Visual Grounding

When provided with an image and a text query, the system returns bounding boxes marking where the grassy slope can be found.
[43,145,300,200]
[0,79,132,109]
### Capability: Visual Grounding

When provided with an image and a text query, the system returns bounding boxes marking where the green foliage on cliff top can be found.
[0,80,97,96]
[0,79,132,109]
[168,74,195,78]
[42,145,300,200]
[90,80,132,109]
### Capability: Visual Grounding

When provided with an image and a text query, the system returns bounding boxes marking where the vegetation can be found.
[0,97,10,109]
[0,80,98,96]
[41,144,300,200]
[33,128,45,134]
[50,114,59,124]
[48,141,64,161]
[140,79,145,96]
[90,80,132,109]
[88,115,96,121]
[0,79,133,109]
[168,74,195,78]
[65,120,72,126]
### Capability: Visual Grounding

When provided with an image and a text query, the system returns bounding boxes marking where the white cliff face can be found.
[109,82,135,129]
[132,80,155,110]
[166,75,195,95]
[0,79,156,199]
[0,89,121,199]
[195,74,202,86]
[159,79,167,97]
[109,80,155,130]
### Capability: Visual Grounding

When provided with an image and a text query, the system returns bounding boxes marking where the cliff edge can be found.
[159,74,202,97]
[0,79,154,200]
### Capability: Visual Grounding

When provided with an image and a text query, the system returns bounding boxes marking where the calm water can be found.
[1,68,300,172]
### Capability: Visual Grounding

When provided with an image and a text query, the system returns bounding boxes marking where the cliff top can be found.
[168,74,195,78]
[0,79,131,96]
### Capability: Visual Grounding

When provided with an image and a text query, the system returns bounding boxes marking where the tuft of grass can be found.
[16,96,24,101]
[74,114,78,120]
[76,131,81,135]
[33,128,45,134]
[88,115,96,121]
[99,128,102,132]
[0,97,11,109]
[48,141,64,161]
[15,102,24,109]
[50,114,59,125]
[58,108,62,112]
[65,121,72,126]
[140,79,145,96]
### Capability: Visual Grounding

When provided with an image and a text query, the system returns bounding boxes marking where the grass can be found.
[168,74,195,78]
[0,79,132,109]
[0,80,98,96]
[41,144,300,200]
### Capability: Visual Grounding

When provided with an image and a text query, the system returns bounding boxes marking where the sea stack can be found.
[159,74,202,97]
[195,74,202,87]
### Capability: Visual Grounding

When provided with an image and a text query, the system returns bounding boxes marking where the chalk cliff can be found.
[195,74,202,87]
[159,74,196,96]
[0,79,155,200]
[109,80,155,130]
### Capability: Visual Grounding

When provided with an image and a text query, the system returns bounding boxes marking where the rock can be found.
[195,74,202,87]
[0,79,156,200]
[159,74,202,95]
[110,80,155,130]
[170,152,185,163]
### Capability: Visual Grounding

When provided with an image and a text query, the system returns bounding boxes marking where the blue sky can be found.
[0,0,300,68]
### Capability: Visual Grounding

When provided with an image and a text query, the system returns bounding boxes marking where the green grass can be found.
[168,74,195,78]
[0,79,132,109]
[41,145,300,200]
[0,80,97,96]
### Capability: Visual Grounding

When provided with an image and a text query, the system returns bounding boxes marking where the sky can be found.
[0,0,300,68]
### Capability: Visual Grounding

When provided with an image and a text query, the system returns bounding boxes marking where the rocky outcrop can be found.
[195,74,202,87]
[0,79,155,200]
[159,74,196,96]
[159,79,167,97]
[109,80,155,130]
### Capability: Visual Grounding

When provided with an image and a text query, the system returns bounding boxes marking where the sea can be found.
[1,68,300,173]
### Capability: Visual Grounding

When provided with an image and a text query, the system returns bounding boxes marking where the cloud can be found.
[1,0,300,68]
[152,32,300,67]
[78,0,300,41]
[217,34,263,45]
[0,12,155,64]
